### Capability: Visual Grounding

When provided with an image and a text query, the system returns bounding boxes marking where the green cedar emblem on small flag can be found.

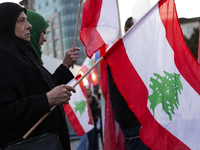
[74,100,87,116]
[88,59,94,67]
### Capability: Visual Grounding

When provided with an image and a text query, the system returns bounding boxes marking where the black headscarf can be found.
[0,2,55,89]
[0,3,26,37]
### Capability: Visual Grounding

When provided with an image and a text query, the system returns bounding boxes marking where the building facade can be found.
[20,0,35,10]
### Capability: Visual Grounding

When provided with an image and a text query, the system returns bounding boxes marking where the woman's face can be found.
[38,30,47,49]
[15,11,32,41]
[85,88,92,97]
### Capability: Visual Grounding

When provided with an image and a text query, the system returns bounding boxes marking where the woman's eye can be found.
[18,18,25,23]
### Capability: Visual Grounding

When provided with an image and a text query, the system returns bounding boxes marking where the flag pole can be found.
[73,57,103,87]
[23,56,104,139]
[74,0,82,47]
[71,0,82,69]
[116,0,122,38]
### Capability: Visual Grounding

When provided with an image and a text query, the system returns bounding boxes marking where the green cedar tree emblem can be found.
[88,59,94,67]
[73,100,87,116]
[148,71,183,121]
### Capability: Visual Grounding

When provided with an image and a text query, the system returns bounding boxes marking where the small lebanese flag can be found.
[104,0,200,149]
[63,75,94,136]
[80,0,119,58]
[79,53,99,88]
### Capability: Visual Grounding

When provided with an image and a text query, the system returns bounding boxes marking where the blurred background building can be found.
[20,0,86,66]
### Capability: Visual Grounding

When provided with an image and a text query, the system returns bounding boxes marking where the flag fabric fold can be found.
[100,45,125,150]
[103,0,200,149]
[63,75,94,136]
[80,0,119,58]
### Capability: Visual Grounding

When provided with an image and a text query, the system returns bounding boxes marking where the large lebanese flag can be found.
[80,0,119,58]
[104,0,200,149]
[63,75,94,136]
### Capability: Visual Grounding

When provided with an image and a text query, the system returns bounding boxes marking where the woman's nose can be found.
[26,21,32,30]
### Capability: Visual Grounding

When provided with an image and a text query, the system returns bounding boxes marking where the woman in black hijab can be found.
[0,3,78,150]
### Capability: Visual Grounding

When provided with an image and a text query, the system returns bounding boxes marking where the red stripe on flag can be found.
[63,104,85,136]
[100,46,117,150]
[104,38,189,149]
[80,0,105,58]
[159,0,200,95]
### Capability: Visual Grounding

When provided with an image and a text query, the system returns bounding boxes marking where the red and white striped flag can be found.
[63,75,94,136]
[104,0,200,149]
[79,54,99,88]
[80,0,119,58]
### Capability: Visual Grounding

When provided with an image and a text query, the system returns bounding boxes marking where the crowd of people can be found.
[0,2,151,150]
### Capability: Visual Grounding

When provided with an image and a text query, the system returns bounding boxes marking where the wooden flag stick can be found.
[73,57,103,87]
[23,56,104,139]
[71,0,82,69]
[74,0,82,47]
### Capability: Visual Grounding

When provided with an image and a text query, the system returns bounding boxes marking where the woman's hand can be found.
[46,85,76,107]
[62,46,80,68]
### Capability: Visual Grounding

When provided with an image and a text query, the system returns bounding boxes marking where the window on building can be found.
[48,42,52,49]
[55,39,60,47]
[53,18,58,25]
[49,52,53,57]
[54,28,59,36]
[38,4,41,9]
[47,31,51,38]
[54,8,57,13]
[56,50,61,58]
[45,1,49,6]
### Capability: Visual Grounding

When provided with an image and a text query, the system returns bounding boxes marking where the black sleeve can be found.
[52,64,74,85]
[0,50,51,130]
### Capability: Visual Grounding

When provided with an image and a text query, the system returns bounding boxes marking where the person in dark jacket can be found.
[85,87,101,150]
[0,2,79,150]
[107,17,150,150]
